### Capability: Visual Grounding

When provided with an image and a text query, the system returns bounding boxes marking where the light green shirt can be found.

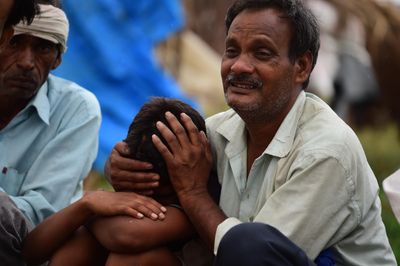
[207,91,396,265]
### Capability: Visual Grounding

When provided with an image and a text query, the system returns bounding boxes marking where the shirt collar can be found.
[216,91,306,158]
[265,91,305,157]
[216,111,247,158]
[27,81,50,125]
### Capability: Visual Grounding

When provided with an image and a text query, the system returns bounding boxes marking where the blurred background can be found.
[52,0,400,262]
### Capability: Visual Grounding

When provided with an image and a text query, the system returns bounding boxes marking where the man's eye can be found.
[39,45,52,52]
[8,38,18,48]
[224,47,238,58]
[255,50,272,59]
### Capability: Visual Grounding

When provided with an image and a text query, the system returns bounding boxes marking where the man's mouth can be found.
[7,77,36,88]
[226,73,263,90]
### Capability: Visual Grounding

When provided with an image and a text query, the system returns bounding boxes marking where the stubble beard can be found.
[226,79,293,124]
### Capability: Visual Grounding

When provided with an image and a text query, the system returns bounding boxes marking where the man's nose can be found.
[16,48,35,70]
[230,54,255,74]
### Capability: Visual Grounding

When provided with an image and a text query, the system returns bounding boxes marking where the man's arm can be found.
[152,112,227,250]
[89,206,194,253]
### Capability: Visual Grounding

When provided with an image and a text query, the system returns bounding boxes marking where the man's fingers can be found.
[180,112,201,146]
[155,120,182,154]
[200,131,212,162]
[165,111,191,148]
[114,141,130,156]
[152,134,174,162]
[110,171,159,192]
[109,153,153,172]
[112,180,158,193]
[111,170,159,183]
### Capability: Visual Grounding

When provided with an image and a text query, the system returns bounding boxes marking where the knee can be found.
[218,222,278,256]
[215,222,271,266]
[215,223,309,266]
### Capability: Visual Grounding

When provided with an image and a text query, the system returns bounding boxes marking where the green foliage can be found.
[357,124,400,263]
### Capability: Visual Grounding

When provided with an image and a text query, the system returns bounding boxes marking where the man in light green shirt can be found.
[206,91,395,265]
[105,0,396,265]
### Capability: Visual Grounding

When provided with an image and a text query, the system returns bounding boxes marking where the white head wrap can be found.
[13,4,69,53]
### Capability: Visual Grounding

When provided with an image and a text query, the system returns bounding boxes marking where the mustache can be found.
[9,71,35,80]
[226,73,263,89]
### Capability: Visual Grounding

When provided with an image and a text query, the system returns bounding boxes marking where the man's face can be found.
[221,8,310,122]
[0,34,61,101]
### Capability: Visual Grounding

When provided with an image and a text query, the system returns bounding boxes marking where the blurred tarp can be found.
[54,0,199,171]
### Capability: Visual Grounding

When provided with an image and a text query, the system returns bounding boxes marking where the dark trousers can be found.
[0,192,33,266]
[214,222,335,266]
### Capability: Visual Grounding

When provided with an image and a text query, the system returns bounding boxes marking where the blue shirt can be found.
[0,74,101,225]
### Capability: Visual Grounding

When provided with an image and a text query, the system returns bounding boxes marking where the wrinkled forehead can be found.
[227,8,293,45]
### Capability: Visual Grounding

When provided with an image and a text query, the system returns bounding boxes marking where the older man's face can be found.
[221,8,310,123]
[0,34,61,101]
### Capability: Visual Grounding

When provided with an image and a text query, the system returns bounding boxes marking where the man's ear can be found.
[0,26,13,47]
[51,53,62,70]
[294,51,313,84]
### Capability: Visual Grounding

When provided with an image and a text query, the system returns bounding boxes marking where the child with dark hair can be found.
[22,97,213,266]
[125,97,206,202]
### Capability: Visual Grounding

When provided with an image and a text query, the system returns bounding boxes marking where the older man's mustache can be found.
[226,73,263,89]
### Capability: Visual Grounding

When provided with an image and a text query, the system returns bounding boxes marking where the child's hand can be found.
[82,191,167,220]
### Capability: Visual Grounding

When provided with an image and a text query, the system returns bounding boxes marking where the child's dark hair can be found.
[124,97,206,185]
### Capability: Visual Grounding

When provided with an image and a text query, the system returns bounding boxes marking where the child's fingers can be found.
[122,207,144,219]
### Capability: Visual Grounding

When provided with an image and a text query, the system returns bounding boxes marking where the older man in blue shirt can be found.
[0,3,101,265]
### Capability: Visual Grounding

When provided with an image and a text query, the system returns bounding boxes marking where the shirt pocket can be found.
[0,167,25,196]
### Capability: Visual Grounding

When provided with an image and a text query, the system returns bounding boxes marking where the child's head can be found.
[124,97,205,186]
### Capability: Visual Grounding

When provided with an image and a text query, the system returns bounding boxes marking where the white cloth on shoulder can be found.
[383,169,400,223]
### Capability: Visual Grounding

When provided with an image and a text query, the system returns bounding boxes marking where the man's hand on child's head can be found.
[105,141,160,195]
[152,112,212,198]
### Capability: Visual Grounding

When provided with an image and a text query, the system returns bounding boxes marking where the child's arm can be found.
[89,205,194,253]
[22,191,166,266]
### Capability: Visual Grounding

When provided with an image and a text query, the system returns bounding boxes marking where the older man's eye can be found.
[255,50,273,59]
[8,37,19,48]
[38,44,52,52]
[224,47,239,58]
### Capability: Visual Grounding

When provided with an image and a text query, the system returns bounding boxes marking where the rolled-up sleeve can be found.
[214,217,242,255]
